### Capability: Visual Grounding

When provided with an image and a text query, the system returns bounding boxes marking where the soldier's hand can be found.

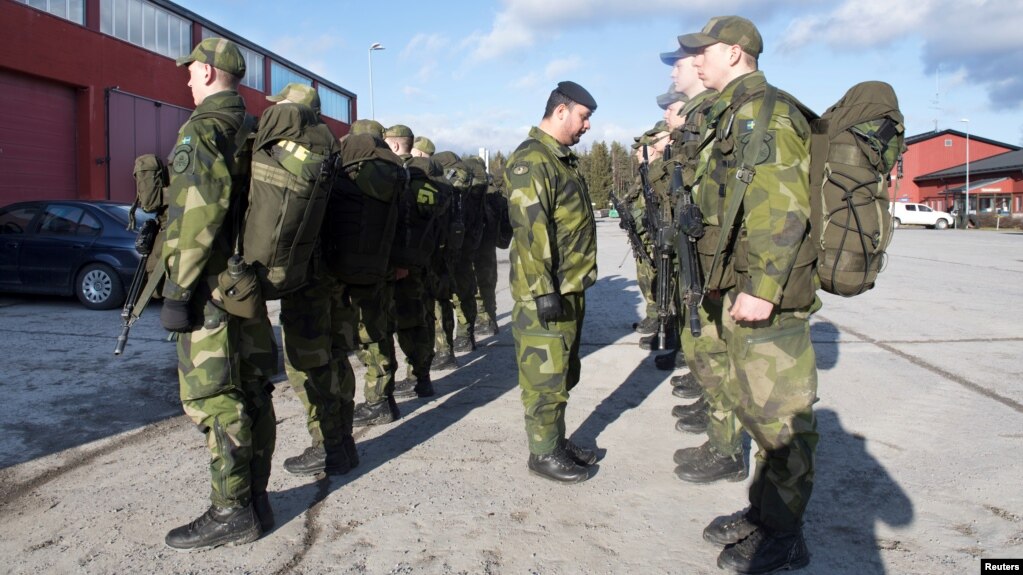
[535,293,563,329]
[160,298,193,333]
[678,204,705,238]
[729,292,774,323]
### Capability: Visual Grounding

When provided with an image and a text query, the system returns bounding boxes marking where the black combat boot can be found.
[673,442,748,484]
[527,448,589,483]
[670,373,702,399]
[393,378,418,400]
[252,492,274,532]
[703,508,759,546]
[671,397,707,419]
[431,351,459,370]
[561,438,598,466]
[165,504,261,550]
[340,434,359,469]
[283,444,352,476]
[453,334,476,353]
[352,396,400,426]
[414,374,435,398]
[475,316,499,337]
[674,405,709,433]
[716,526,810,574]
[632,316,658,334]
[655,350,686,370]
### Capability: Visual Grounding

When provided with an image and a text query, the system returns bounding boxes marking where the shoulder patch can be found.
[181,135,192,146]
[511,164,529,176]
[739,132,775,165]
[171,145,193,174]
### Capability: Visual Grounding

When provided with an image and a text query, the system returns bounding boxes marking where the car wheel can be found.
[893,218,901,229]
[76,263,125,310]
[935,218,949,229]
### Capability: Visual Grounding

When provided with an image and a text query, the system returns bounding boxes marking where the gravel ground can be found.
[0,220,1020,574]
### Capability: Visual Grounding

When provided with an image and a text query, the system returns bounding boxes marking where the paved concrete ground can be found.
[0,221,1020,574]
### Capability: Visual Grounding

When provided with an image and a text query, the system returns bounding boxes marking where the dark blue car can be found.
[0,200,154,310]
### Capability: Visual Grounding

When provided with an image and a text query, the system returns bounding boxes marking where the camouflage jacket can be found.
[505,126,596,301]
[698,71,813,305]
[161,90,246,302]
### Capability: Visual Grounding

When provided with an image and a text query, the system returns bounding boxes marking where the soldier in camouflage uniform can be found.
[159,38,277,550]
[264,84,359,478]
[658,44,750,485]
[431,151,472,367]
[464,156,502,338]
[451,158,486,354]
[383,124,439,400]
[348,120,404,427]
[505,81,599,484]
[678,17,819,573]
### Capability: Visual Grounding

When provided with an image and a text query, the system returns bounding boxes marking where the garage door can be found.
[107,89,192,204]
[0,69,77,205]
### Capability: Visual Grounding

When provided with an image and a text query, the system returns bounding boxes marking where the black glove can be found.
[160,298,193,333]
[535,293,563,329]
[677,203,705,239]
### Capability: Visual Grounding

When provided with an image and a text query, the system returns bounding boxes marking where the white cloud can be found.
[270,34,344,77]
[545,56,582,80]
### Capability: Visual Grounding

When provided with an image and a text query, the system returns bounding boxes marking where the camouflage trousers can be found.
[354,281,397,404]
[453,255,478,338]
[512,292,585,455]
[472,242,499,326]
[281,269,357,445]
[636,254,657,320]
[393,268,434,380]
[680,295,743,457]
[719,289,820,533]
[177,299,279,508]
[435,299,455,355]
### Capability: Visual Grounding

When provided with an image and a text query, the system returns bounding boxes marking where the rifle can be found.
[671,161,704,338]
[640,145,676,351]
[610,191,653,267]
[113,217,160,356]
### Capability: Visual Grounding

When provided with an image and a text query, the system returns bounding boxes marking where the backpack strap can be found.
[704,84,778,289]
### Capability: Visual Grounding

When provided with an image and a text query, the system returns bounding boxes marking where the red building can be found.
[892,129,1018,210]
[0,0,357,206]
[916,150,1023,217]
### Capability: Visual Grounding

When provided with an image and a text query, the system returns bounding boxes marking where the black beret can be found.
[556,81,597,112]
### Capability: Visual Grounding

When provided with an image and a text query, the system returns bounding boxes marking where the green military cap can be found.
[656,84,689,110]
[679,15,763,57]
[413,136,435,155]
[384,124,414,138]
[350,119,385,138]
[266,83,320,112]
[176,37,246,77]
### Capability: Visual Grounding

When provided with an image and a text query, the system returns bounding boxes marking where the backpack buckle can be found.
[736,166,755,184]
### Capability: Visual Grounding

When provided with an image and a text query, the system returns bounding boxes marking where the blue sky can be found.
[176,0,1023,156]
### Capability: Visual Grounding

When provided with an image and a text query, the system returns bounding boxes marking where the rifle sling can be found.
[705,85,778,291]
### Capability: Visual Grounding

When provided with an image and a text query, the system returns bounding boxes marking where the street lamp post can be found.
[961,118,970,228]
[368,42,385,120]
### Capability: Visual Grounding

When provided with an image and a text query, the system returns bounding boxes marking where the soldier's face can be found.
[186,61,212,106]
[559,103,592,146]
[665,101,685,130]
[693,43,733,92]
[671,56,700,96]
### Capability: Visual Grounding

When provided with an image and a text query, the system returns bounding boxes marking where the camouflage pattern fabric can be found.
[434,299,455,355]
[280,262,353,448]
[505,126,596,455]
[504,126,596,302]
[354,281,397,404]
[472,238,499,328]
[393,268,434,379]
[452,256,478,339]
[163,90,279,509]
[696,71,819,532]
[511,293,585,455]
[636,255,657,322]
[679,295,741,456]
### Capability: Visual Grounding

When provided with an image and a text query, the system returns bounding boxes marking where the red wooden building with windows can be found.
[0,0,357,206]
[892,129,1018,212]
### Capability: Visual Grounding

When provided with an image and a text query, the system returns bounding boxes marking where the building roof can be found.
[905,128,1020,150]
[936,177,1010,195]
[916,149,1023,182]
